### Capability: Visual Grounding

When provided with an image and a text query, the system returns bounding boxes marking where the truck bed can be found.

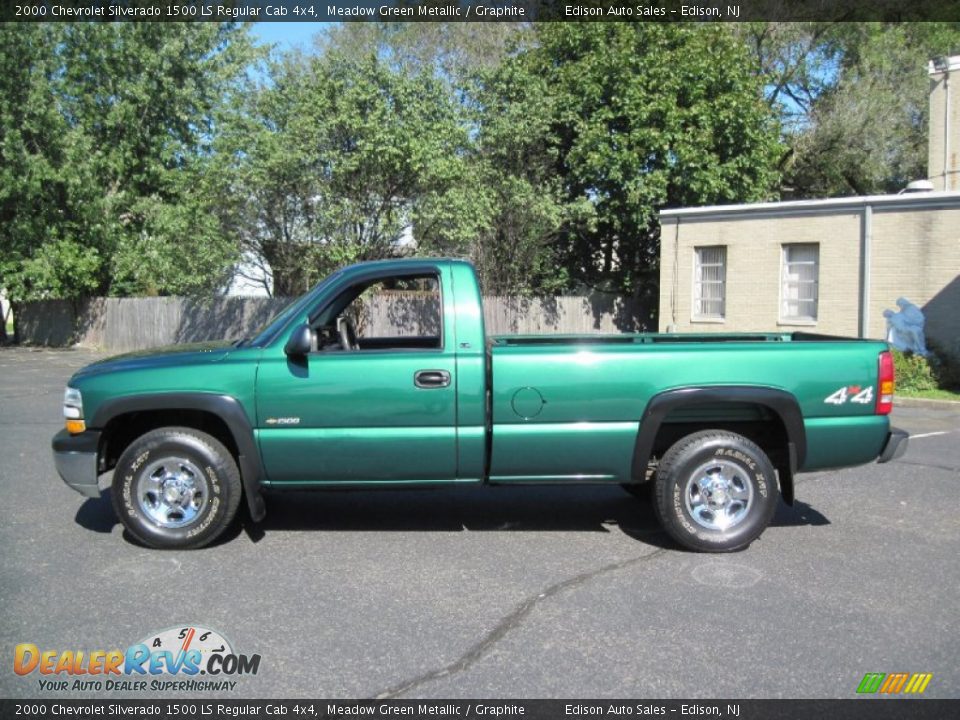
[486,332,891,483]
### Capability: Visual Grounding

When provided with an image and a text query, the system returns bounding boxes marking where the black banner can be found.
[1,699,959,720]
[2,0,960,23]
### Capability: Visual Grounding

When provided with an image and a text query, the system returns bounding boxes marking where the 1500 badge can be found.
[825,385,874,405]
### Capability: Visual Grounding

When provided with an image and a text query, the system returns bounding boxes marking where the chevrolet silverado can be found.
[52,258,908,551]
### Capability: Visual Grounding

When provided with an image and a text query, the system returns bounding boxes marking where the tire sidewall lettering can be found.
[714,447,756,471]
[185,496,220,538]
[205,465,221,495]
[130,450,150,472]
[122,474,136,518]
[673,484,698,535]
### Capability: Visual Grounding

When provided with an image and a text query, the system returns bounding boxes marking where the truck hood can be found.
[71,340,235,381]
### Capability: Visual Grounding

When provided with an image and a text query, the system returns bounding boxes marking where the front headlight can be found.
[63,387,85,433]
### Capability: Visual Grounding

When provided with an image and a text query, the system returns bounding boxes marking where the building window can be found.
[781,243,819,322]
[693,246,726,319]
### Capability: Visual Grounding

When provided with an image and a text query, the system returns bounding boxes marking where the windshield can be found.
[244,270,345,348]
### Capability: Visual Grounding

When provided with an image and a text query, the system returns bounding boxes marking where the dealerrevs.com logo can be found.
[14,625,261,692]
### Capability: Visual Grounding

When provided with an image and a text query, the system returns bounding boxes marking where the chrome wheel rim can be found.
[684,459,753,531]
[136,457,209,529]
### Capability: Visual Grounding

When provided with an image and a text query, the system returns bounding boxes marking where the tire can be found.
[651,430,778,552]
[111,427,242,549]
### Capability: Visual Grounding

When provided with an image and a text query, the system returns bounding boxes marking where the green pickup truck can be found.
[52,258,907,552]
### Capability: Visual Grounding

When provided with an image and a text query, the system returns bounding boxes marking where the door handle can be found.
[414,369,451,389]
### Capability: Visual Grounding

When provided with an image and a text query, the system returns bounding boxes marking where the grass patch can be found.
[896,387,960,402]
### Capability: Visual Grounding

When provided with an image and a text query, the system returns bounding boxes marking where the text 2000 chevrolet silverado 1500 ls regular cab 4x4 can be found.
[52,258,908,552]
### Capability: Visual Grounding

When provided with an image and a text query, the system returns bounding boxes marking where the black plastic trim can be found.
[877,428,909,463]
[52,428,101,455]
[91,393,266,521]
[780,441,798,506]
[631,386,807,481]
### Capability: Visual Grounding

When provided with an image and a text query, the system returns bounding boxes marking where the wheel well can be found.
[99,409,241,473]
[650,402,791,473]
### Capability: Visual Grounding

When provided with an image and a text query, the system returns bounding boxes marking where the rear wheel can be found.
[652,430,778,552]
[111,427,241,549]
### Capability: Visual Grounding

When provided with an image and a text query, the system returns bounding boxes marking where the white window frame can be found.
[780,243,819,323]
[692,246,727,321]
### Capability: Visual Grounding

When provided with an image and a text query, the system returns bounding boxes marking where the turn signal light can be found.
[66,419,86,434]
[877,351,895,415]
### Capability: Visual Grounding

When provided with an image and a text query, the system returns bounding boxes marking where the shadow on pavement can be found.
[772,499,831,527]
[75,485,830,549]
[242,486,655,539]
[74,489,116,534]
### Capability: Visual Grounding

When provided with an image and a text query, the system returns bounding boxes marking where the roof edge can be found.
[659,191,960,220]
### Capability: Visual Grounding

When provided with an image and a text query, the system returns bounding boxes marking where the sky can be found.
[249,22,331,52]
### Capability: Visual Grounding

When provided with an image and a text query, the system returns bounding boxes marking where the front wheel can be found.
[111,427,242,549]
[652,430,778,552]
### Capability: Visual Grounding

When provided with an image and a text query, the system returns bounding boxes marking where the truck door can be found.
[255,267,458,484]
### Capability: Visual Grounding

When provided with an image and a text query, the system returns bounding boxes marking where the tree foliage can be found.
[0,22,257,309]
[216,46,480,296]
[518,24,783,298]
[10,19,953,329]
[463,57,570,295]
[319,21,526,79]
[310,23,782,300]
[742,21,960,196]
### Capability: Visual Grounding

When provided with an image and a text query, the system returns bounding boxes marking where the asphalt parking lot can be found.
[1,346,958,700]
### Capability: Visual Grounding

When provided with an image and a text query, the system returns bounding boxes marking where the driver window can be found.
[318,274,442,352]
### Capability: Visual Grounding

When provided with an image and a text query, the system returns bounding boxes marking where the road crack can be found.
[893,458,960,473]
[374,544,669,699]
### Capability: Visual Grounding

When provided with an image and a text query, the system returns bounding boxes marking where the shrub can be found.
[926,340,960,390]
[892,349,941,393]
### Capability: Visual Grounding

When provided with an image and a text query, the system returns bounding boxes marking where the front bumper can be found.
[877,427,909,463]
[52,429,101,498]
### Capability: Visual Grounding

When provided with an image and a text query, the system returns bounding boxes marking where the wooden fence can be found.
[18,294,649,352]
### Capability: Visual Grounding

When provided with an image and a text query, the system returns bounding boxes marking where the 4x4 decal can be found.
[825,385,874,405]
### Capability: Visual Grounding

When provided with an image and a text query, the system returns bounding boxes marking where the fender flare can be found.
[631,386,805,505]
[91,393,266,522]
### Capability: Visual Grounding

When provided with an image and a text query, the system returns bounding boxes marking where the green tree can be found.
[216,48,482,296]
[522,23,782,303]
[314,22,572,296]
[459,57,570,295]
[0,22,257,323]
[0,23,96,334]
[211,50,321,297]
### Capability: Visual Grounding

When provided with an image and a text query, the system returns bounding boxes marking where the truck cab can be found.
[254,259,488,486]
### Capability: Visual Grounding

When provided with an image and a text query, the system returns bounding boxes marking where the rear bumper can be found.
[877,427,909,464]
[51,429,101,498]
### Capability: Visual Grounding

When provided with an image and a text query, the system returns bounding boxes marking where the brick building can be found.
[658,56,960,359]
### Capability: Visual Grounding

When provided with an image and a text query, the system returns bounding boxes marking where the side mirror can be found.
[284,323,314,357]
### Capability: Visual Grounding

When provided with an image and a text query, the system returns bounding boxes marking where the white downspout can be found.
[945,68,952,190]
[859,203,872,339]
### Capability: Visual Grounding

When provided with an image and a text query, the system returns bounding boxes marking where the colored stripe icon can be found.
[857,672,933,694]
